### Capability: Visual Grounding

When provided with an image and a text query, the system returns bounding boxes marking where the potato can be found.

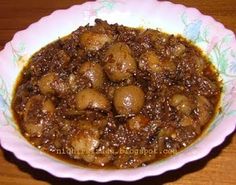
[76,88,110,111]
[113,85,145,115]
[38,72,56,94]
[79,61,104,88]
[196,96,212,126]
[70,121,100,162]
[139,50,175,73]
[80,31,111,51]
[23,95,55,137]
[127,114,149,130]
[170,94,193,115]
[104,42,137,82]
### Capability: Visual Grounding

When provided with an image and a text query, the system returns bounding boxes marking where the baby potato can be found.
[24,106,43,137]
[113,85,145,116]
[80,31,111,51]
[23,95,55,137]
[53,50,70,67]
[42,99,55,114]
[24,123,43,137]
[104,42,137,82]
[139,50,175,73]
[179,116,194,127]
[38,72,70,95]
[76,88,110,111]
[196,96,212,126]
[170,94,194,115]
[171,43,186,57]
[79,61,105,88]
[38,72,57,94]
[127,114,149,130]
[70,122,100,162]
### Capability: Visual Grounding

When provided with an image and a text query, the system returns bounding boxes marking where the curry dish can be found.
[12,19,221,168]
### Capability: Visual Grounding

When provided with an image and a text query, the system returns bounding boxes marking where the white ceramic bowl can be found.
[0,0,236,182]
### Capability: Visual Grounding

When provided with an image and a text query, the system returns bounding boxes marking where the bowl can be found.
[0,0,236,182]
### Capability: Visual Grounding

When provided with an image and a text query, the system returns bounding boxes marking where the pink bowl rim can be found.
[0,0,235,182]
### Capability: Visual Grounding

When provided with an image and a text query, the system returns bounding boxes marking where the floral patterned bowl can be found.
[0,0,236,182]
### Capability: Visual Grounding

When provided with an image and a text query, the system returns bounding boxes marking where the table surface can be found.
[0,0,235,184]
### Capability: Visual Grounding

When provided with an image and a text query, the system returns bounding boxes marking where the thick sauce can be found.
[12,19,222,169]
